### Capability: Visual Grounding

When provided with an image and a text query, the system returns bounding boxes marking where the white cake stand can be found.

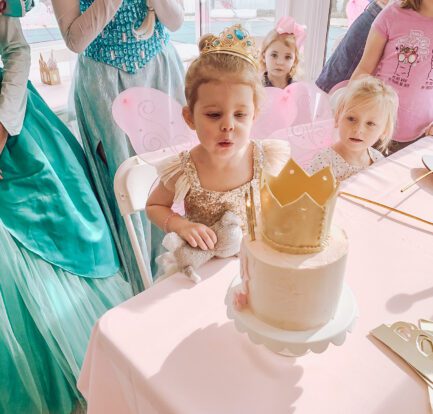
[225,276,358,357]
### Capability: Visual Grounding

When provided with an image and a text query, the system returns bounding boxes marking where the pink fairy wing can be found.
[112,87,198,161]
[251,86,297,139]
[253,82,335,167]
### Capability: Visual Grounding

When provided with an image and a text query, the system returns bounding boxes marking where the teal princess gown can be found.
[0,78,132,413]
[68,0,186,293]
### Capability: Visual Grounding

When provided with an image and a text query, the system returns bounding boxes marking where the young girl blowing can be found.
[146,25,290,250]
[351,0,433,151]
[260,16,306,89]
[307,76,398,182]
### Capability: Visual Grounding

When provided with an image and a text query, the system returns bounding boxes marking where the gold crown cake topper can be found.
[200,24,259,69]
[260,159,338,254]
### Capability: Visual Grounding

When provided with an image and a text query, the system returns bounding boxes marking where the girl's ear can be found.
[182,106,195,130]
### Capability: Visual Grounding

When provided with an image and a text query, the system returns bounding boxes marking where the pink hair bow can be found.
[275,16,307,50]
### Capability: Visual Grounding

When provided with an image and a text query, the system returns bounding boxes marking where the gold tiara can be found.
[200,24,259,69]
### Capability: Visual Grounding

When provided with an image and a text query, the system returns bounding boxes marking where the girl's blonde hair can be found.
[400,0,422,10]
[335,76,399,151]
[184,34,263,111]
[260,30,299,82]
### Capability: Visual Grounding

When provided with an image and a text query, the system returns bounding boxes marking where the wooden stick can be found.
[339,191,433,227]
[400,170,433,192]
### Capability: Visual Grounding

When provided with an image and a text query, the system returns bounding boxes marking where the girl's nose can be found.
[220,117,234,132]
[355,124,365,136]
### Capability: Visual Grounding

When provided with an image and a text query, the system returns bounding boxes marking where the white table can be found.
[78,137,433,414]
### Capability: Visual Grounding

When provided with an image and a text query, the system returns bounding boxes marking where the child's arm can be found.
[350,29,387,80]
[424,122,433,137]
[146,178,217,251]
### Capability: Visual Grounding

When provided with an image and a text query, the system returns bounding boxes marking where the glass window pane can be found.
[21,0,62,44]
[208,0,277,39]
[325,0,369,62]
[326,0,350,62]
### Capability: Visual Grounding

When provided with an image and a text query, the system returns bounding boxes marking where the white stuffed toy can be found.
[156,211,243,283]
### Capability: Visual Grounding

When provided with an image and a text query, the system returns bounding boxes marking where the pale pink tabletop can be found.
[78,137,433,414]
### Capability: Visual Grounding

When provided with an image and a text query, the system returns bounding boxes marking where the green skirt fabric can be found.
[0,79,120,278]
[0,226,131,414]
[0,76,132,413]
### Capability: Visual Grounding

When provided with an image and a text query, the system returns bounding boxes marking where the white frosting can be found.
[242,227,348,331]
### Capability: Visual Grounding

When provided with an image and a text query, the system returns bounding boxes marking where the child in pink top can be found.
[351,0,433,149]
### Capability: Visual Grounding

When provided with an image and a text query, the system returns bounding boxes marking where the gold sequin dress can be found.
[156,139,290,232]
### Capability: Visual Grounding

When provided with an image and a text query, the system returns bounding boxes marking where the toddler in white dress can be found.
[308,76,398,181]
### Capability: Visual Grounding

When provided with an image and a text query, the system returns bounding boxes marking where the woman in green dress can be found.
[0,13,132,414]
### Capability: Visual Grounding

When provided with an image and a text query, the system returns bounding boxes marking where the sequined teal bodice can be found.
[80,0,170,73]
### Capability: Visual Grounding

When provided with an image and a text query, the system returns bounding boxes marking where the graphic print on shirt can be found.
[394,45,418,78]
[423,51,433,90]
[390,30,431,88]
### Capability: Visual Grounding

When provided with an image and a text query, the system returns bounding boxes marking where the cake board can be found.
[225,275,358,357]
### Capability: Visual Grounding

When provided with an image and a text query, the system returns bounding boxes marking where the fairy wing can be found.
[252,81,335,168]
[112,87,198,163]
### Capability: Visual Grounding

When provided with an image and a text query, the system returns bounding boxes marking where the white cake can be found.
[241,226,348,331]
[237,158,348,332]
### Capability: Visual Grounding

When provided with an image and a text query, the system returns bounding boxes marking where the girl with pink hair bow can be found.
[260,16,307,88]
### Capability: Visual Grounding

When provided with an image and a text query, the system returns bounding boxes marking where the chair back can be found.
[114,156,157,289]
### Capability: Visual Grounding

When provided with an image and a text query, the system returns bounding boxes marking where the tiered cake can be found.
[239,159,348,331]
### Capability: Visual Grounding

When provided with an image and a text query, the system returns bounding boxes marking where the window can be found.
[325,0,369,61]
[21,0,76,117]
[19,0,336,114]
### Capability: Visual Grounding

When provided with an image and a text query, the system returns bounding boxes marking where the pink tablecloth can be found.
[78,137,433,414]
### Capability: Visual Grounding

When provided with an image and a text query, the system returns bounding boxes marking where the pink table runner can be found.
[78,137,433,414]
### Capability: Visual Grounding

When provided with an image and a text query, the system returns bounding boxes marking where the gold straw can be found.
[244,190,256,241]
[339,191,433,227]
[249,184,257,227]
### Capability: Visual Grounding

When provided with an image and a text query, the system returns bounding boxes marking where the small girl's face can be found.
[263,39,296,81]
[182,81,255,158]
[336,100,388,152]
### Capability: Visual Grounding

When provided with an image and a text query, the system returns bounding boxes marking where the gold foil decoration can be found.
[260,159,338,254]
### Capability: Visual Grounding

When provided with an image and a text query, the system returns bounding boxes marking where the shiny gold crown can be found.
[201,24,259,69]
[260,159,338,254]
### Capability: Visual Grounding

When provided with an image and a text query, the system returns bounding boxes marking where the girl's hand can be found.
[177,221,218,250]
[425,121,433,137]
[0,123,7,179]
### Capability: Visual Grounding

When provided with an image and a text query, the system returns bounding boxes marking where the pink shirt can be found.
[373,3,433,142]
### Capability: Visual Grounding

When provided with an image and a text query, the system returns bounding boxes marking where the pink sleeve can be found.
[371,3,392,40]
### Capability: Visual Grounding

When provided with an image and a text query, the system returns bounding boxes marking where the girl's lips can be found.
[218,141,233,147]
[349,137,363,143]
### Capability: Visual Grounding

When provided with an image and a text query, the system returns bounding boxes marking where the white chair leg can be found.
[123,214,153,290]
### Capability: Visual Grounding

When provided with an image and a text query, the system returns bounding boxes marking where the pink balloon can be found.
[346,0,369,27]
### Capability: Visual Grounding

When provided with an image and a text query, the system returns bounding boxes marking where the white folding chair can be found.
[114,155,158,290]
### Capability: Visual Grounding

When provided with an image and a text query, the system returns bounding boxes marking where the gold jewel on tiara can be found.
[200,24,259,69]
